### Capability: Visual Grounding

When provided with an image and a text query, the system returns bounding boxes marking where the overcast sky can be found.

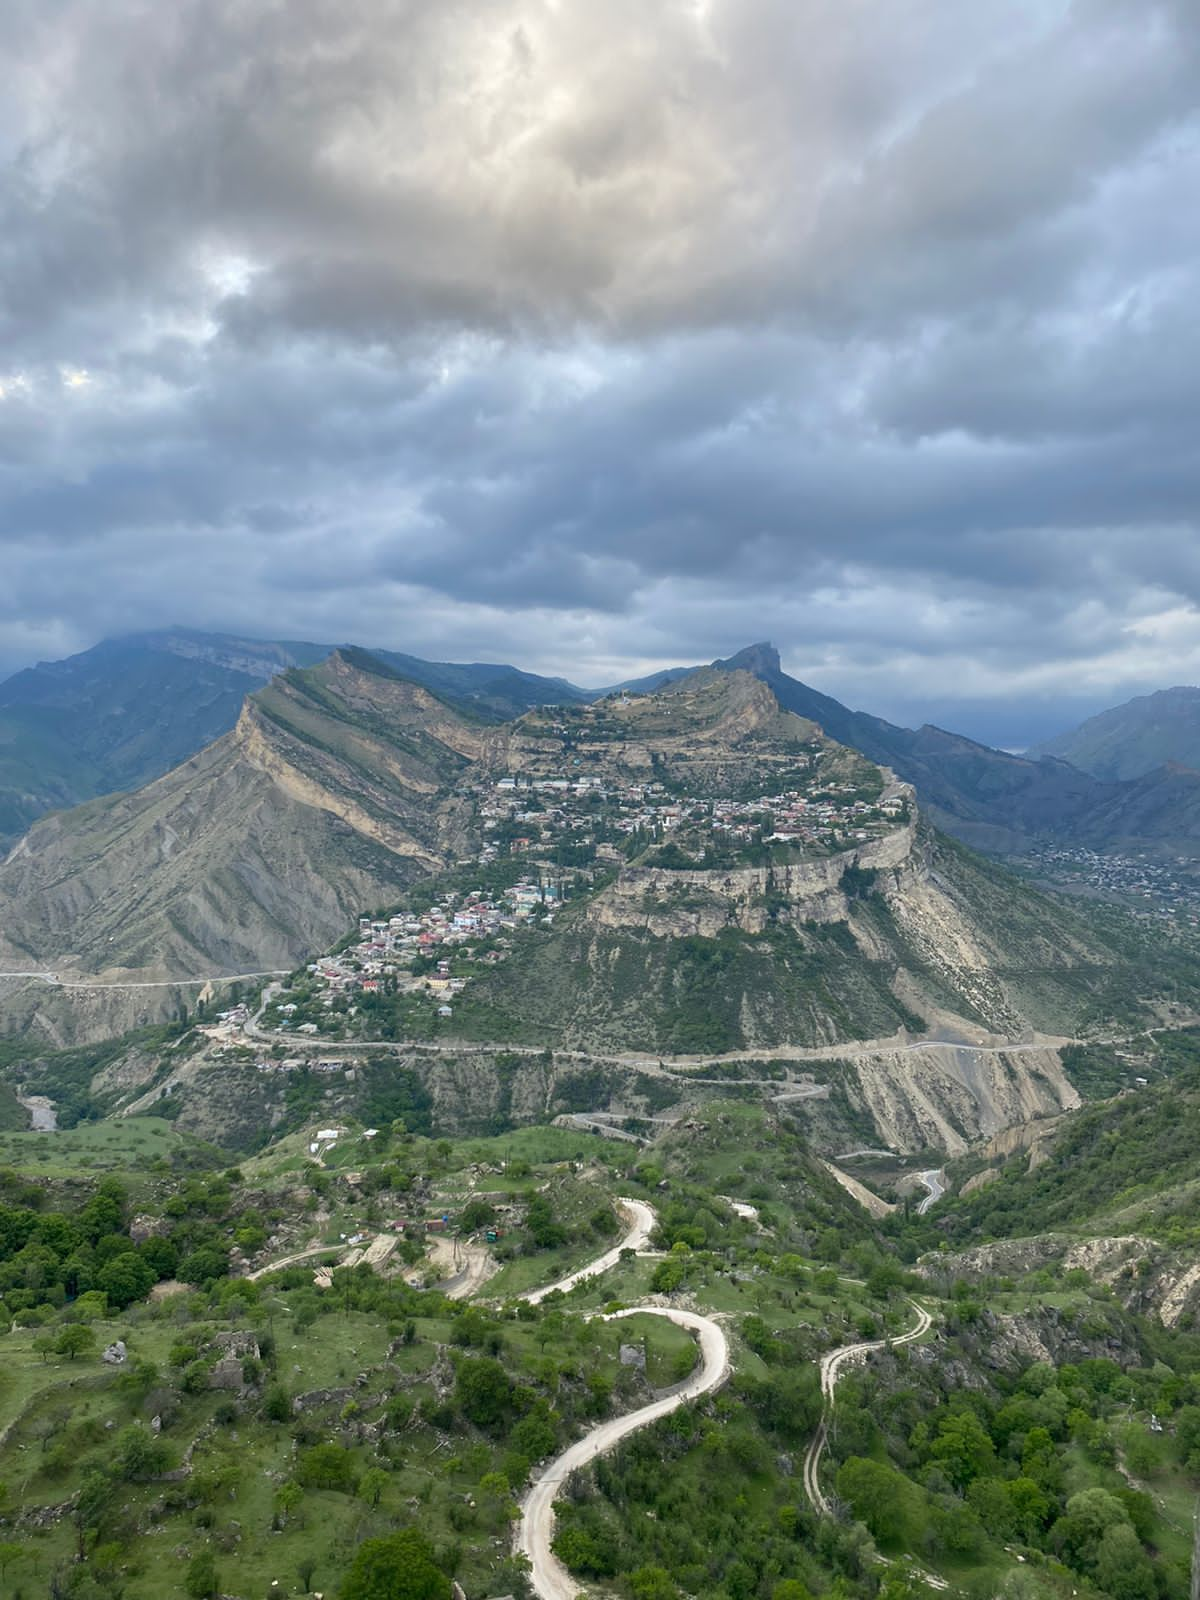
[3,0,1199,744]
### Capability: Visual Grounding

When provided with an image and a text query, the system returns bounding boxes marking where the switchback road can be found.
[516,1307,730,1600]
[802,1298,933,1517]
[916,1169,946,1215]
[519,1198,657,1305]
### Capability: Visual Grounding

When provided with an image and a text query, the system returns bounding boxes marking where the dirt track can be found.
[801,1298,933,1516]
[516,1306,729,1600]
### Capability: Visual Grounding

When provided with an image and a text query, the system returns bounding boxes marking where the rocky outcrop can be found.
[838,1048,1078,1157]
[591,817,917,939]
[919,1233,1200,1330]
[819,1159,895,1218]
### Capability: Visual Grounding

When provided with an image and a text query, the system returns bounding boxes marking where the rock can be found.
[151,1415,162,1434]
[207,1356,247,1390]
[102,1340,128,1365]
[619,1343,645,1369]
[213,1330,260,1359]
[129,1214,169,1245]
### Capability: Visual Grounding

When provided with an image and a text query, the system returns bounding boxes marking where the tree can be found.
[631,1568,680,1600]
[455,1355,512,1428]
[275,1480,305,1528]
[97,1251,155,1309]
[835,1457,920,1547]
[359,1466,389,1507]
[115,1424,168,1481]
[298,1442,358,1492]
[340,1527,450,1600]
[263,1382,291,1422]
[0,1541,24,1582]
[185,1548,218,1600]
[55,1323,96,1361]
[929,1411,995,1490]
[1051,1487,1131,1575]
[1005,1476,1052,1542]
[1093,1522,1156,1600]
[74,1469,112,1558]
[298,1554,318,1593]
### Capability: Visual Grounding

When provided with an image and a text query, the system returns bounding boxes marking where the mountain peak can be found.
[714,642,781,677]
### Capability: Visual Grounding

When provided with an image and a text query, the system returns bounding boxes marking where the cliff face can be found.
[591,815,918,938]
[921,1234,1200,1330]
[0,653,484,998]
[471,803,1160,1061]
[837,1045,1079,1156]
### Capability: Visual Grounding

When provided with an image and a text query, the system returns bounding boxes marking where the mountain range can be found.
[0,629,595,849]
[0,645,1195,1067]
[5,629,1200,863]
[1031,685,1200,782]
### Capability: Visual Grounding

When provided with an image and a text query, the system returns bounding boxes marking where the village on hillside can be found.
[212,736,908,1052]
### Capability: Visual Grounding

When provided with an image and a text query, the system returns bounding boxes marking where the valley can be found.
[3,639,1200,1600]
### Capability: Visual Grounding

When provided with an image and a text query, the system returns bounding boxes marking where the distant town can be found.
[1024,844,1200,925]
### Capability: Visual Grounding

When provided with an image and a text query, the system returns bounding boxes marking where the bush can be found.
[340,1527,450,1600]
[297,1442,358,1492]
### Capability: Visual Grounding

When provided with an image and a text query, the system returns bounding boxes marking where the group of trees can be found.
[0,1165,278,1334]
[831,1350,1195,1597]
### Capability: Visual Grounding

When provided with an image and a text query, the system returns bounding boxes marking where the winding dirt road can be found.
[245,1241,342,1281]
[516,1307,730,1600]
[500,1198,729,1600]
[519,1197,657,1306]
[916,1169,946,1216]
[802,1297,933,1516]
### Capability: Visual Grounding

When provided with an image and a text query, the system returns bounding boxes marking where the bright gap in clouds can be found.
[0,0,1196,742]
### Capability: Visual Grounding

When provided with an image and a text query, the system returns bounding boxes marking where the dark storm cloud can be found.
[2,0,1200,730]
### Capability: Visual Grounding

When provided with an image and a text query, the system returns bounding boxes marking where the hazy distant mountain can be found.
[0,630,329,845]
[0,630,591,848]
[370,650,588,717]
[1030,687,1200,782]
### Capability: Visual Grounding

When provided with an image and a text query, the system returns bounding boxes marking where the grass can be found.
[0,1116,185,1177]
[609,1311,699,1386]
[0,1276,710,1600]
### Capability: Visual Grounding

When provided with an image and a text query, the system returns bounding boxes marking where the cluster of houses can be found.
[240,748,907,1040]
[254,876,563,1030]
[1027,845,1200,925]
[476,770,905,861]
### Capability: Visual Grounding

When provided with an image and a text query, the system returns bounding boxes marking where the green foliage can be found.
[298,1443,359,1492]
[54,1323,96,1361]
[340,1527,451,1600]
[185,1548,219,1600]
[454,1355,514,1429]
[836,1457,921,1546]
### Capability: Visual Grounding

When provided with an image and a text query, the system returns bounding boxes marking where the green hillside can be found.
[461,828,1200,1052]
